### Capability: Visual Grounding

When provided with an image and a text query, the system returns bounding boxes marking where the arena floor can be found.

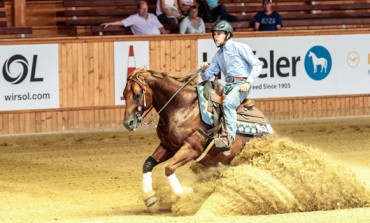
[1,117,370,223]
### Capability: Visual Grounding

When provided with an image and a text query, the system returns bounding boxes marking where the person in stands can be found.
[179,6,205,34]
[178,0,196,17]
[253,0,282,31]
[196,0,239,23]
[156,0,183,24]
[200,20,262,152]
[100,0,167,35]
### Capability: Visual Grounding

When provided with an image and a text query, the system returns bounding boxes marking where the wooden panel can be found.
[81,43,88,106]
[149,37,195,75]
[1,36,370,135]
[98,42,105,105]
[77,43,83,107]
[59,43,67,107]
[0,114,3,134]
[59,41,114,108]
[2,114,9,134]
[93,42,100,106]
[71,43,79,107]
[87,43,95,106]
[27,6,64,26]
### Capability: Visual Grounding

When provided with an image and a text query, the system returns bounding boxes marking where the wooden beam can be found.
[64,9,137,17]
[0,27,32,34]
[282,12,370,20]
[91,23,179,35]
[13,0,26,27]
[63,0,157,7]
[220,0,352,3]
[66,19,116,26]
[284,18,370,27]
[63,0,138,7]
[227,3,370,13]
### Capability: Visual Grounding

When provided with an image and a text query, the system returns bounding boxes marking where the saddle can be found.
[196,80,271,138]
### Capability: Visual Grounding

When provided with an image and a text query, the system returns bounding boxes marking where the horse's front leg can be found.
[142,144,170,207]
[165,142,200,196]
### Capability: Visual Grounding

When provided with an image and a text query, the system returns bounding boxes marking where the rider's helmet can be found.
[211,20,234,38]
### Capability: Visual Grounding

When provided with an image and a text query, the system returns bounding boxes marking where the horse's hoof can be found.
[183,186,194,194]
[144,192,158,208]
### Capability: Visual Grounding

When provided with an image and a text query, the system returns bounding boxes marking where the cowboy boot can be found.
[214,132,231,152]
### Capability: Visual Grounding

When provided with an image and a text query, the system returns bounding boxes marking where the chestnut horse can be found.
[122,68,274,207]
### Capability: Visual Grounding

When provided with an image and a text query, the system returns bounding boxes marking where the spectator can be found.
[178,0,196,17]
[253,0,282,31]
[100,1,167,35]
[156,0,183,24]
[196,0,239,23]
[179,6,205,34]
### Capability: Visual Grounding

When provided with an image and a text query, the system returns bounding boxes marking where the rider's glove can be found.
[200,62,209,72]
[240,82,251,92]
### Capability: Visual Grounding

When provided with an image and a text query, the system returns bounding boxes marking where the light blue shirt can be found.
[207,0,218,8]
[202,39,262,84]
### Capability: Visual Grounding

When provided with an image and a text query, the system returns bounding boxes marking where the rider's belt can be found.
[225,76,247,83]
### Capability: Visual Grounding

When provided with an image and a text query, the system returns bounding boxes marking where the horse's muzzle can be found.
[122,116,138,131]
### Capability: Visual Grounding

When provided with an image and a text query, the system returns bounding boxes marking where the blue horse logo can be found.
[304,46,332,81]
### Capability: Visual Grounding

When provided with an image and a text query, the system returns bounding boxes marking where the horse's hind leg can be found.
[142,144,170,207]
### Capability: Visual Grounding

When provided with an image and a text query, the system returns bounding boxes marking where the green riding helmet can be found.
[211,20,234,37]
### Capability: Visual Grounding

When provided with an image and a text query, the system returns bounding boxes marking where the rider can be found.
[200,20,262,151]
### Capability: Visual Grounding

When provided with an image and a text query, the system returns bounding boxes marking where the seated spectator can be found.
[179,6,205,34]
[253,0,282,31]
[196,0,239,23]
[156,0,183,24]
[178,0,196,17]
[100,0,167,35]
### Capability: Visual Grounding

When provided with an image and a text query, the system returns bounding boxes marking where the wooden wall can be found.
[0,32,370,135]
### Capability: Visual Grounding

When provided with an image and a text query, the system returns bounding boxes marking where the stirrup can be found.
[214,137,230,152]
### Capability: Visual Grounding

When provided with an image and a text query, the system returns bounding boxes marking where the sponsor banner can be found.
[198,34,370,98]
[114,41,149,105]
[0,44,59,111]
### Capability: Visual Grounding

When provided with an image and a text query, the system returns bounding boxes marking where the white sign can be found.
[0,44,59,111]
[114,41,149,105]
[198,34,370,98]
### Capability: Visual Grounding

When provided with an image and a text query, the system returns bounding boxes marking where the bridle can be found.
[126,73,153,125]
[125,68,204,126]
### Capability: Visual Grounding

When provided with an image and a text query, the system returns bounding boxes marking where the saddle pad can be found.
[196,85,214,126]
[196,85,272,135]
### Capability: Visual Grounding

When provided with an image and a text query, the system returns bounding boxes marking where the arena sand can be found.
[0,117,370,223]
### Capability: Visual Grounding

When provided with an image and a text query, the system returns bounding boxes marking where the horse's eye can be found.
[134,93,141,101]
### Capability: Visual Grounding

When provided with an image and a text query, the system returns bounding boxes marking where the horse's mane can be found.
[130,68,198,86]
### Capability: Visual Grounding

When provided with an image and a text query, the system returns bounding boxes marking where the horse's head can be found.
[122,68,154,131]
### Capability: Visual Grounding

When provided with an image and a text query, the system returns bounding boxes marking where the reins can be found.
[141,67,205,126]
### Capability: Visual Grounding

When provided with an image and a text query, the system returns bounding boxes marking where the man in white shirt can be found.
[101,0,167,35]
